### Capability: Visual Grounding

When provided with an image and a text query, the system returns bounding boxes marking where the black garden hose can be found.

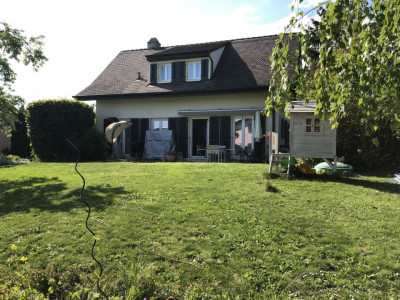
[67,139,108,299]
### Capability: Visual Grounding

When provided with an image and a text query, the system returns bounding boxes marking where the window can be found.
[188,61,201,80]
[234,118,242,151]
[234,116,253,153]
[305,117,323,135]
[153,119,168,130]
[160,64,171,82]
[152,58,209,83]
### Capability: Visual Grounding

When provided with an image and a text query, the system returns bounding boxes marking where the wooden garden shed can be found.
[285,101,337,159]
[269,101,338,174]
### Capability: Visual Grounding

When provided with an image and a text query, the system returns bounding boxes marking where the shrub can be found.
[337,103,400,172]
[0,263,93,299]
[77,126,109,161]
[1,148,10,155]
[27,99,97,162]
[10,109,31,158]
[0,154,30,165]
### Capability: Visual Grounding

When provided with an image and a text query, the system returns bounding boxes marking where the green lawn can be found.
[1,162,400,299]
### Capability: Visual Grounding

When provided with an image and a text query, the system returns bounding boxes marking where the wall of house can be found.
[96,92,267,130]
[290,112,336,158]
[95,91,288,160]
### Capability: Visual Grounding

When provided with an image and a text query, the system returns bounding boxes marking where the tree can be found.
[267,0,400,145]
[336,101,400,171]
[10,108,31,157]
[0,22,47,135]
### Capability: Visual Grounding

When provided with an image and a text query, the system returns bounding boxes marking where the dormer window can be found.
[149,59,210,84]
[146,40,227,84]
[160,64,171,82]
[188,61,201,81]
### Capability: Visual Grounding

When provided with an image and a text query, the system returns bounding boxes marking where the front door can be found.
[191,119,208,156]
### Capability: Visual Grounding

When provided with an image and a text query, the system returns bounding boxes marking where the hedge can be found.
[27,99,107,161]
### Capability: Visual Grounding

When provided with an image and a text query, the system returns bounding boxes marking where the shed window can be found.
[305,117,323,135]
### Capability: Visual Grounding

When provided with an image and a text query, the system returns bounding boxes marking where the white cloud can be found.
[3,0,295,102]
[233,5,262,23]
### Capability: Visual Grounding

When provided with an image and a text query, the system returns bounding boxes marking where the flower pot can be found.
[166,154,176,162]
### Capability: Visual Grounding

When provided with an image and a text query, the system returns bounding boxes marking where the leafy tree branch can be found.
[267,0,400,144]
[0,21,47,135]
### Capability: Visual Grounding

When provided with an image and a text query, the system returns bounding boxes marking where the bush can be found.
[10,109,31,158]
[0,263,93,299]
[27,99,100,162]
[0,154,30,165]
[337,103,400,172]
[1,148,10,155]
[77,126,108,161]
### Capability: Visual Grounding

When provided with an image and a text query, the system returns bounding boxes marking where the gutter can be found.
[74,86,269,101]
[178,107,265,116]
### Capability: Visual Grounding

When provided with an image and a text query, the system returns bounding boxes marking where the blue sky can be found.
[188,0,294,24]
[1,0,320,103]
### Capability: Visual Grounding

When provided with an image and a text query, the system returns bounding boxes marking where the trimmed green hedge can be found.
[27,99,107,161]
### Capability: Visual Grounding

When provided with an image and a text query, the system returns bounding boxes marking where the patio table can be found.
[207,145,226,162]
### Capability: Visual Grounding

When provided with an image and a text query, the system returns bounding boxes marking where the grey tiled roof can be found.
[146,40,228,61]
[74,35,295,100]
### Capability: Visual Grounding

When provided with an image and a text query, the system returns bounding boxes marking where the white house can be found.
[74,35,295,161]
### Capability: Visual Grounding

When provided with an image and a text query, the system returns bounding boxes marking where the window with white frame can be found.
[305,116,322,135]
[187,61,201,80]
[159,64,171,82]
[234,116,253,153]
[153,119,169,130]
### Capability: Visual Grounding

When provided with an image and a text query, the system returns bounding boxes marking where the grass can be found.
[1,162,400,299]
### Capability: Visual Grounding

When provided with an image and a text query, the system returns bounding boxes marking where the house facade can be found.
[75,35,293,161]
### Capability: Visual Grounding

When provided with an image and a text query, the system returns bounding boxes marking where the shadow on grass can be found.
[0,164,15,169]
[0,177,127,217]
[298,174,400,194]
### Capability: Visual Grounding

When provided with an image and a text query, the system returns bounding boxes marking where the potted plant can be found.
[166,151,176,162]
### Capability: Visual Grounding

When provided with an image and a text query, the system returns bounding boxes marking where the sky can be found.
[2,0,321,103]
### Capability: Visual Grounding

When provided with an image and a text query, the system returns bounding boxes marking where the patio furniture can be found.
[207,145,226,162]
[196,145,207,157]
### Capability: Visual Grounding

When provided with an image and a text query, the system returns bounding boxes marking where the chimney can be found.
[147,37,161,49]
